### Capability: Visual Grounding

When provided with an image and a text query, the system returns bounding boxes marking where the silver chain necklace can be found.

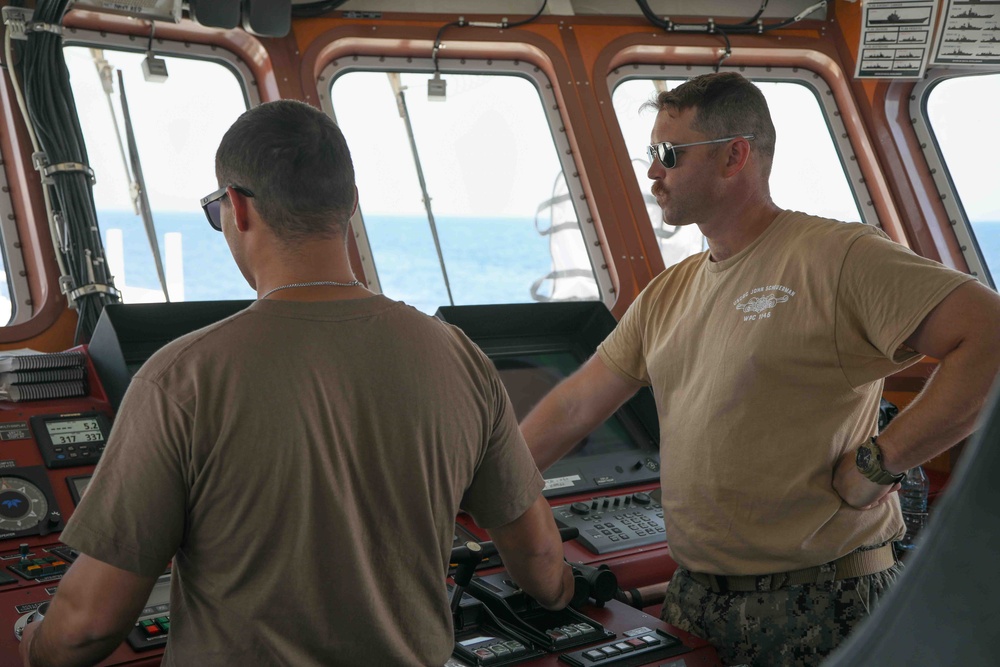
[259,279,362,300]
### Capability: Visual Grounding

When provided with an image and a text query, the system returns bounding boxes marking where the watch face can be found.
[856,445,873,471]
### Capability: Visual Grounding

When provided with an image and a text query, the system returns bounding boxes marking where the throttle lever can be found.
[448,526,580,612]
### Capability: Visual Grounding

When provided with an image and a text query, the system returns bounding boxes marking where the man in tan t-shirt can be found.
[522,72,1000,666]
[20,101,574,667]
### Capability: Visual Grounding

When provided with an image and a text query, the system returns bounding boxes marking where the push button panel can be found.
[126,612,170,651]
[8,555,69,581]
[552,492,665,555]
[558,627,685,666]
[454,633,538,666]
[125,574,172,651]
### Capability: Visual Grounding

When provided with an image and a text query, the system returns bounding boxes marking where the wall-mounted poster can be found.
[931,0,1000,66]
[856,1,939,78]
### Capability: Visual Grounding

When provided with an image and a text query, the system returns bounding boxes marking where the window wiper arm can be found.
[388,72,454,306]
[90,49,138,216]
[117,70,170,302]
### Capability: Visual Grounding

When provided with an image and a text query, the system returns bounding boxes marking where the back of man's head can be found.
[654,72,777,179]
[216,100,356,241]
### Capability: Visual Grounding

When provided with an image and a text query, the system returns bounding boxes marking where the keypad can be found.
[553,493,666,555]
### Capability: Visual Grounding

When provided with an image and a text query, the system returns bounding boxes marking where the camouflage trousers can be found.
[661,559,903,667]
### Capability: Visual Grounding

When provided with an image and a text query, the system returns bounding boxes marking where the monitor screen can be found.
[434,302,659,496]
[493,351,645,461]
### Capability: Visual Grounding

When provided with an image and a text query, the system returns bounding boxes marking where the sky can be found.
[62,46,1000,223]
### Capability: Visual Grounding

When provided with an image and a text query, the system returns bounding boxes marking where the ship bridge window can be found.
[0,169,29,326]
[918,72,999,288]
[63,38,256,303]
[322,59,608,314]
[610,67,867,270]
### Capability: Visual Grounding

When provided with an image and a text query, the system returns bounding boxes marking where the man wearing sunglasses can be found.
[21,100,573,667]
[522,72,1000,665]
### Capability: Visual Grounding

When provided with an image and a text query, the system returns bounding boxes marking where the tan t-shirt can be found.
[598,211,972,576]
[61,295,543,666]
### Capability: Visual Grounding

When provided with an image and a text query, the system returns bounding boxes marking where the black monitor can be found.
[89,301,253,410]
[436,302,660,498]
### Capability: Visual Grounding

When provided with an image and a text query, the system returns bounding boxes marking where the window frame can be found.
[317,54,614,307]
[0,163,31,326]
[607,63,879,230]
[57,28,261,305]
[62,28,260,117]
[910,68,995,289]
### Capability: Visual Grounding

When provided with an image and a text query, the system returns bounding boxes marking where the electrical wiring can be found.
[634,0,825,36]
[17,0,120,343]
[431,0,548,73]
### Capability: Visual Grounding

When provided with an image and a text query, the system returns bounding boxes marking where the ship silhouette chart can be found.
[869,10,931,26]
[951,10,995,20]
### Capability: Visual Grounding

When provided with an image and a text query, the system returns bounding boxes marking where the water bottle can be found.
[897,465,929,551]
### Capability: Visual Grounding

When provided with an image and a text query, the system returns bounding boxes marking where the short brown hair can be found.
[647,72,776,177]
[216,100,356,242]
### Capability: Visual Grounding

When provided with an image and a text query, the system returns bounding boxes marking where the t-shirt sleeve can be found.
[59,376,190,577]
[597,289,651,385]
[460,367,544,530]
[836,230,975,388]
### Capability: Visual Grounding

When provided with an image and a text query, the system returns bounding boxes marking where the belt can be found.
[688,544,897,594]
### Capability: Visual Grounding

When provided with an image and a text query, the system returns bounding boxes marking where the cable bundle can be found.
[14,0,120,343]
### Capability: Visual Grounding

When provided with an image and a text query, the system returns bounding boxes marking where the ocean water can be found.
[17,212,999,317]
[96,210,561,313]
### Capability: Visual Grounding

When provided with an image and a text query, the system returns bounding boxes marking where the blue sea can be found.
[27,212,1000,315]
[95,210,559,313]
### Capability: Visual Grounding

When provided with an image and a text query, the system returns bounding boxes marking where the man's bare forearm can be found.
[521,355,644,472]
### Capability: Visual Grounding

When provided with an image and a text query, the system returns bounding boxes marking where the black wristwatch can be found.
[855,436,906,485]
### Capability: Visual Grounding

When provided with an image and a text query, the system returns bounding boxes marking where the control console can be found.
[552,492,665,555]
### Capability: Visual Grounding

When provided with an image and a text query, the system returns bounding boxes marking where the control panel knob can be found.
[602,498,610,509]
[570,502,590,515]
[632,460,644,471]
[31,602,49,622]
[19,544,29,562]
[632,492,652,505]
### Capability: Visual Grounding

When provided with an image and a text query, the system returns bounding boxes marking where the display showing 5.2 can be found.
[30,412,112,469]
[46,417,102,442]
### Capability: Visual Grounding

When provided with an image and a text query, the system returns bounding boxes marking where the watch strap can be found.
[858,437,906,485]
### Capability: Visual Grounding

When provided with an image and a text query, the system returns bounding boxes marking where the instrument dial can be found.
[0,477,49,533]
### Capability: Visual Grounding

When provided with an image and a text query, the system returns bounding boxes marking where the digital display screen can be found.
[44,418,105,445]
[493,352,640,460]
[71,476,91,497]
[459,636,496,647]
[66,475,93,505]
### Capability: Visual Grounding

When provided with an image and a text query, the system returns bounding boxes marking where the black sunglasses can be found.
[199,185,255,231]
[646,134,755,170]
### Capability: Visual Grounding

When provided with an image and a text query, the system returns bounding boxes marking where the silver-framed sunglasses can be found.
[199,184,255,231]
[646,134,755,169]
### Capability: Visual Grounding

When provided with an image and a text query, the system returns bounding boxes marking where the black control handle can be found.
[449,526,580,614]
[449,526,579,569]
[569,561,618,608]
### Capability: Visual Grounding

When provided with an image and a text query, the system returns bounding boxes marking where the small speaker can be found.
[241,0,291,38]
[190,0,241,29]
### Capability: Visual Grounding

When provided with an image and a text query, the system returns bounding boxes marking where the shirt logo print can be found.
[733,284,796,322]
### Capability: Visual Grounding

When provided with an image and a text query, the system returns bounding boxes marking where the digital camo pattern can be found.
[661,562,903,667]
